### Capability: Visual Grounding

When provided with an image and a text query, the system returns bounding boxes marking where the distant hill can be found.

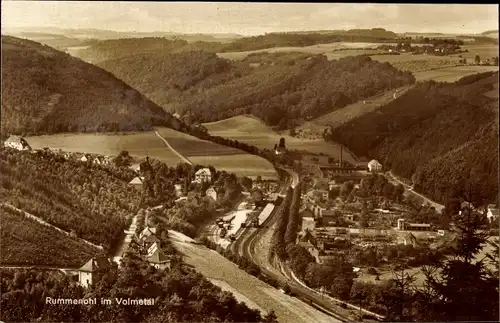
[1,35,182,135]
[325,71,499,206]
[96,51,415,128]
[481,30,499,38]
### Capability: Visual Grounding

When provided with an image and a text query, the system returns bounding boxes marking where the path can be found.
[386,171,445,213]
[1,203,103,250]
[153,129,193,165]
[112,213,139,265]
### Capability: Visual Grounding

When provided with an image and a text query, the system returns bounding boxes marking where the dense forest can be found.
[0,148,141,252]
[97,51,414,129]
[1,36,181,136]
[325,71,499,206]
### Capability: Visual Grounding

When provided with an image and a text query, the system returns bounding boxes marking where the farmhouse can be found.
[206,186,218,201]
[194,168,212,184]
[145,243,171,270]
[77,257,113,288]
[368,159,383,172]
[4,135,31,151]
[129,176,145,189]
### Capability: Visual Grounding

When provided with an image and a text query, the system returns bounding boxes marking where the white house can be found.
[368,159,383,172]
[146,243,171,270]
[139,226,157,241]
[4,135,31,151]
[80,154,91,162]
[206,186,218,201]
[129,176,145,190]
[194,168,212,184]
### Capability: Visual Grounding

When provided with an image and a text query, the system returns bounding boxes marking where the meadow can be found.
[25,129,278,179]
[413,65,499,82]
[203,115,362,165]
[25,132,185,166]
[217,42,393,60]
[453,44,499,61]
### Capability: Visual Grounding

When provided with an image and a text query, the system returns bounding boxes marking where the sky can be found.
[1,1,498,36]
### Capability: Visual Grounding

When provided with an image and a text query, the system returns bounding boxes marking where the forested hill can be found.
[97,51,415,128]
[1,36,182,136]
[325,71,499,206]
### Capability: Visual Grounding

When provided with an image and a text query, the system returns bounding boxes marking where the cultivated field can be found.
[452,44,499,61]
[413,65,499,82]
[297,86,413,137]
[25,130,278,178]
[203,115,361,164]
[156,126,244,156]
[217,42,396,60]
[371,53,462,72]
[25,132,184,165]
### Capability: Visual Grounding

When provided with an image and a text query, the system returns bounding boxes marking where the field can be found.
[25,129,277,178]
[413,65,499,82]
[297,85,414,137]
[452,44,499,61]
[371,53,462,72]
[203,115,361,164]
[217,42,395,60]
[25,132,185,166]
[156,127,244,156]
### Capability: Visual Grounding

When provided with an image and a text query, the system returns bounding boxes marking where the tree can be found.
[494,56,499,66]
[239,176,253,191]
[475,54,481,65]
[115,150,133,167]
[289,127,296,137]
[278,137,286,148]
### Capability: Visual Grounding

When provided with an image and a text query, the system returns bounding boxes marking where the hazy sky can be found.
[2,1,498,35]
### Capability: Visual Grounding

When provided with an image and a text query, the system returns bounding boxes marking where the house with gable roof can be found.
[3,135,31,151]
[194,168,212,184]
[146,242,171,270]
[77,257,114,288]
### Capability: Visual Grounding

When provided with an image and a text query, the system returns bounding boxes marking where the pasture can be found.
[298,85,413,136]
[413,65,499,82]
[25,129,277,178]
[217,42,393,60]
[25,132,184,165]
[453,44,499,61]
[203,115,362,165]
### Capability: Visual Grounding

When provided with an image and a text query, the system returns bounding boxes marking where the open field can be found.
[169,230,336,323]
[413,65,499,82]
[156,126,244,156]
[452,44,499,61]
[189,155,278,180]
[25,130,277,178]
[25,132,184,165]
[297,86,413,137]
[217,42,397,60]
[203,115,361,164]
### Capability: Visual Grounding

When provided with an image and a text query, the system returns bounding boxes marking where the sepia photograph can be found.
[0,1,499,322]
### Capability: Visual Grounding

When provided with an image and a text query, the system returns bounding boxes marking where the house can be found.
[194,168,212,184]
[487,204,499,222]
[77,257,113,288]
[297,230,319,258]
[368,159,382,172]
[146,243,171,270]
[321,209,339,226]
[139,227,157,241]
[4,135,31,151]
[93,156,109,166]
[206,186,218,201]
[129,176,145,189]
[173,183,184,197]
[80,154,91,162]
[275,146,286,155]
[397,218,432,231]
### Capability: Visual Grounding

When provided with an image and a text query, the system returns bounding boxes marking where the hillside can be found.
[0,148,141,251]
[97,51,415,129]
[325,71,499,205]
[1,35,181,136]
[482,30,499,38]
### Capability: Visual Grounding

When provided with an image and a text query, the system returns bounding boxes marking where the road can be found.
[168,230,336,323]
[386,171,444,213]
[112,212,139,265]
